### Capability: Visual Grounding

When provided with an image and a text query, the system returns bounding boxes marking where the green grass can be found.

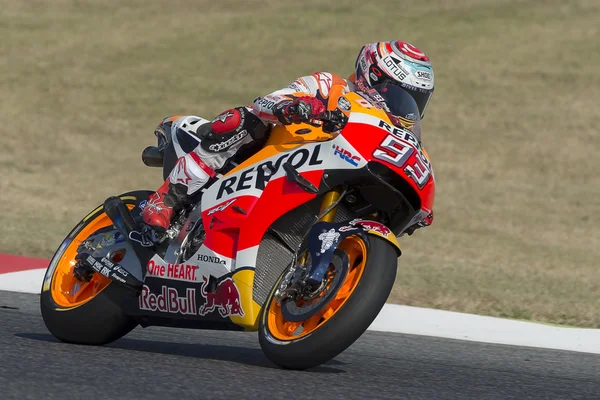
[2,0,599,327]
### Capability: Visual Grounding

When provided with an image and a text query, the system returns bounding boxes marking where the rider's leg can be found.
[142,152,215,231]
[142,107,269,232]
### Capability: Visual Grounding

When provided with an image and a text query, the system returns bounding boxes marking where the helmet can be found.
[355,41,434,119]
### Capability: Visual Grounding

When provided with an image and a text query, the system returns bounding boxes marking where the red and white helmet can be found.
[355,41,434,119]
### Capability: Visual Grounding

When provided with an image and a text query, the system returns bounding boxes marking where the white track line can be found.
[369,304,600,355]
[2,269,599,355]
[0,269,45,293]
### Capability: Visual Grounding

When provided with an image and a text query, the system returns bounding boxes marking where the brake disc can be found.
[280,249,349,322]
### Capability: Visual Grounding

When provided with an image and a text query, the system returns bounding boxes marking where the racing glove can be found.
[275,96,326,125]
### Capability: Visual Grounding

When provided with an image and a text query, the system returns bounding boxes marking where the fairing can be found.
[126,91,434,331]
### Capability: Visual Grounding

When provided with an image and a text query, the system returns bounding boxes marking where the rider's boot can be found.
[141,180,181,232]
[142,151,215,234]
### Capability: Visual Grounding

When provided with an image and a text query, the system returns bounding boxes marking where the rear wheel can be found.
[40,191,152,345]
[259,235,398,369]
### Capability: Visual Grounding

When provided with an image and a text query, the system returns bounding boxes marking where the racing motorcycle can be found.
[40,84,435,370]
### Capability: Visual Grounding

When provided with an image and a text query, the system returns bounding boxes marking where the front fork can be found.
[318,188,343,223]
[294,187,343,268]
[277,188,398,299]
[277,188,345,299]
[304,189,401,287]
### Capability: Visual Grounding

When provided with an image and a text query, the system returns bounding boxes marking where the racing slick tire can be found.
[40,191,152,345]
[259,235,398,370]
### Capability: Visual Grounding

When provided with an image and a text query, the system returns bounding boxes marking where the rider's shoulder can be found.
[309,72,348,85]
[304,72,350,97]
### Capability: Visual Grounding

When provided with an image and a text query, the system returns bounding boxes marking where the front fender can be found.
[345,218,402,255]
[306,219,400,287]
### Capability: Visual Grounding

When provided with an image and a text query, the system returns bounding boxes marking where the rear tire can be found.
[259,236,398,370]
[40,190,152,345]
[40,284,139,345]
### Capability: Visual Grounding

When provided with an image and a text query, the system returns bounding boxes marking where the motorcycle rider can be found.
[141,41,435,237]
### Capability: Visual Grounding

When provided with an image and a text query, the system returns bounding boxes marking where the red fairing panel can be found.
[200,142,330,257]
[340,112,435,212]
[200,195,259,259]
[236,169,323,251]
[200,170,322,256]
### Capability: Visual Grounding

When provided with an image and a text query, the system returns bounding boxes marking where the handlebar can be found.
[318,110,346,124]
[316,109,348,133]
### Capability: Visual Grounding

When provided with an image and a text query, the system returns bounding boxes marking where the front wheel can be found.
[40,190,152,345]
[259,235,398,370]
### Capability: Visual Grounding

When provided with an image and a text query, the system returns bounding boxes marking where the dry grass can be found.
[1,0,599,326]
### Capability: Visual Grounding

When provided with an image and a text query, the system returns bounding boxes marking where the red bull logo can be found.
[138,285,197,315]
[198,276,244,318]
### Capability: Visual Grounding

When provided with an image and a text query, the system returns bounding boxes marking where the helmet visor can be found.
[407,86,433,119]
[372,81,422,124]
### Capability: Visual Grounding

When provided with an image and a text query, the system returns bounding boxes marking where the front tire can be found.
[40,191,152,345]
[259,235,398,370]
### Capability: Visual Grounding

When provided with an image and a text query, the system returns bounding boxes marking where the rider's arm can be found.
[252,73,337,124]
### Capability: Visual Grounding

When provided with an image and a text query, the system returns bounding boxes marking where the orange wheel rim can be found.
[267,235,367,341]
[50,205,134,308]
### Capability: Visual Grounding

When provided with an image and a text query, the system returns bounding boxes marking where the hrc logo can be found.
[333,145,360,167]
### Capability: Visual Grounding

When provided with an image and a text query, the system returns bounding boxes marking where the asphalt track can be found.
[1,291,599,400]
